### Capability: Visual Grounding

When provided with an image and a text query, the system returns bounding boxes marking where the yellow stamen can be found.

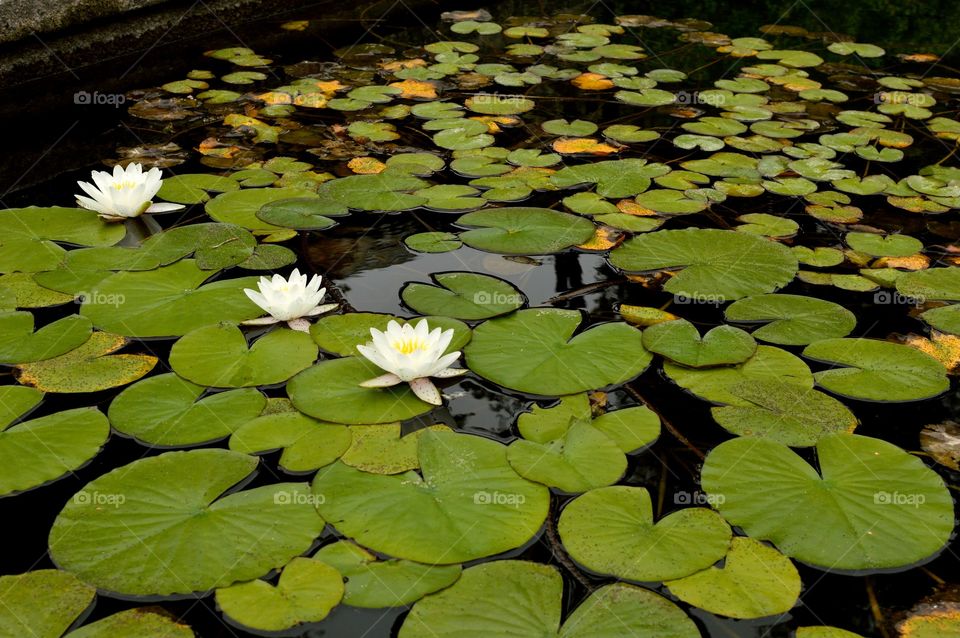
[392,339,424,355]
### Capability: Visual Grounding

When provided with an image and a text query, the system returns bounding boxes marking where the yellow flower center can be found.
[391,338,425,355]
[111,180,139,191]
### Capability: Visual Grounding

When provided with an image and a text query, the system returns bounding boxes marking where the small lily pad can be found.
[215,558,343,632]
[642,319,756,367]
[229,412,352,472]
[401,272,524,320]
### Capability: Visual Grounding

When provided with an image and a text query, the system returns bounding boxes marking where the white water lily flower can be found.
[357,319,468,405]
[242,269,338,331]
[75,163,184,221]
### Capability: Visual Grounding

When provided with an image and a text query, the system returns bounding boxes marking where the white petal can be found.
[409,378,442,405]
[241,316,282,325]
[433,367,468,378]
[306,303,338,316]
[145,202,185,213]
[359,373,403,388]
[286,318,312,332]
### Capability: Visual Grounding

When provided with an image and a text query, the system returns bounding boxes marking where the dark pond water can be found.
[3,0,960,636]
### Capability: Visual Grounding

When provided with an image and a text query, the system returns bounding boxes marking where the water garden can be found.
[1,1,960,637]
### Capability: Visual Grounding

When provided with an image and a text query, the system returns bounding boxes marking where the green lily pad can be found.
[725,294,856,345]
[109,373,266,446]
[318,174,429,212]
[50,449,324,596]
[0,569,95,638]
[313,541,461,608]
[550,159,669,198]
[16,332,157,393]
[508,420,626,492]
[79,260,261,337]
[642,319,756,367]
[897,268,960,302]
[309,313,470,357]
[827,42,885,57]
[701,433,954,570]
[921,304,960,335]
[399,560,699,638]
[665,345,813,405]
[289,357,435,424]
[465,309,650,395]
[457,207,596,255]
[665,536,801,619]
[542,119,598,136]
[0,404,109,496]
[66,608,195,638]
[846,232,922,257]
[0,207,126,274]
[401,272,524,320]
[205,187,319,232]
[256,197,349,230]
[0,312,91,364]
[169,324,317,388]
[312,431,549,563]
[803,338,949,402]
[214,558,343,632]
[341,424,452,474]
[229,412,352,472]
[736,213,799,238]
[405,231,462,253]
[711,379,858,446]
[156,174,239,204]
[558,485,731,581]
[610,228,798,302]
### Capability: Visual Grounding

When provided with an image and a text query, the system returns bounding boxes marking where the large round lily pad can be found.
[897,268,960,302]
[205,187,318,231]
[399,560,700,638]
[609,228,798,301]
[108,373,266,446]
[80,260,262,337]
[456,208,596,254]
[0,207,126,274]
[558,485,731,581]
[803,338,949,402]
[312,430,549,563]
[49,449,324,596]
[465,309,650,395]
[170,324,317,387]
[701,433,954,571]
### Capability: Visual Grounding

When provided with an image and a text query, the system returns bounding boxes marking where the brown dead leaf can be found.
[576,226,624,251]
[873,254,930,270]
[348,157,386,174]
[552,137,620,155]
[902,331,960,374]
[389,79,437,100]
[920,422,960,470]
[381,59,427,72]
[572,73,615,91]
[617,199,657,216]
[619,305,678,327]
[281,20,309,31]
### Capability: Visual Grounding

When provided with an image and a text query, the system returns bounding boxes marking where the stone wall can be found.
[0,0,171,44]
